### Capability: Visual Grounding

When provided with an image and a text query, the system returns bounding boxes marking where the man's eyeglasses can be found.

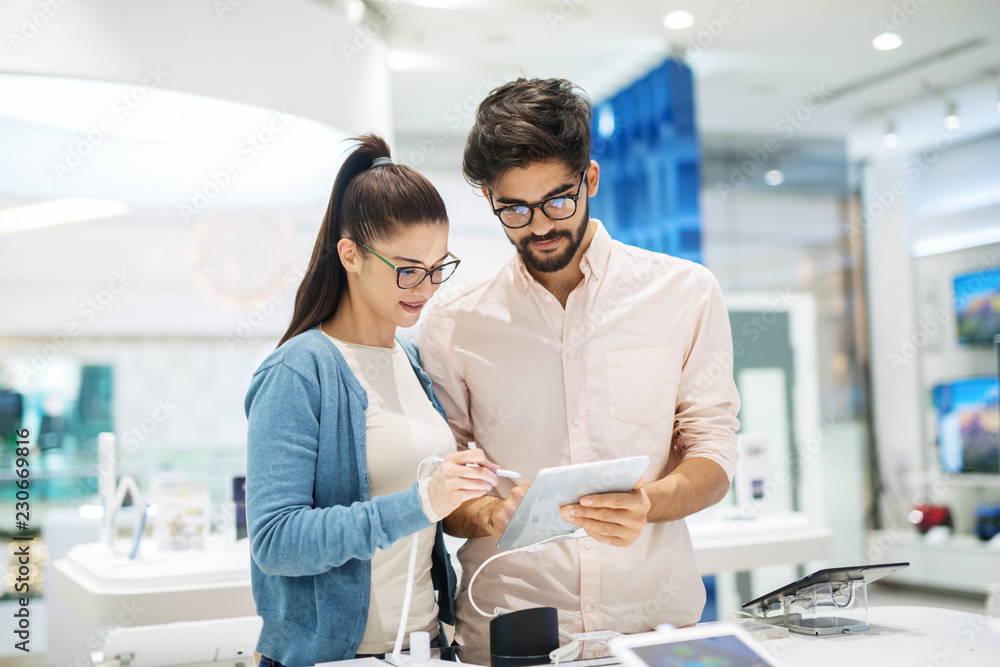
[351,239,461,289]
[488,171,587,229]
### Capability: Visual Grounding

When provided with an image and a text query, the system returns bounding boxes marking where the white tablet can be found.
[495,455,650,551]
[610,624,784,667]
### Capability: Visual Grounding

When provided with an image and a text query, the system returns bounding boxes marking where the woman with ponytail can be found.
[245,135,499,666]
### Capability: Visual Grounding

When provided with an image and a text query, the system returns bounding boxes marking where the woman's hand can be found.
[428,449,500,519]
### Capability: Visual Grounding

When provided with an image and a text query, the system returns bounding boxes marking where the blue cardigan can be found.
[244,327,457,667]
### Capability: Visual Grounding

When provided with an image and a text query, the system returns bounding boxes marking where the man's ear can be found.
[586,159,600,197]
[338,238,360,275]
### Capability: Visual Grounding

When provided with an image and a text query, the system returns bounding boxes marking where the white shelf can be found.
[867,530,1000,594]
[687,511,833,574]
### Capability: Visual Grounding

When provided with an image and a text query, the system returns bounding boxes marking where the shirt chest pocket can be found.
[606,348,675,426]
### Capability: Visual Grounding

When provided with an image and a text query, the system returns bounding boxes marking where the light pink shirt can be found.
[416,221,740,644]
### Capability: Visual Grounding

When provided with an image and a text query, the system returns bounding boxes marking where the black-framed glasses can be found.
[351,239,461,289]
[488,171,588,229]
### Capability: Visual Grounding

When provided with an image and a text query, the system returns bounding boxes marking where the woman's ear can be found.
[338,238,361,275]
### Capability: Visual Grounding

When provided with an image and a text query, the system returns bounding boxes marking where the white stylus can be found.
[428,455,521,479]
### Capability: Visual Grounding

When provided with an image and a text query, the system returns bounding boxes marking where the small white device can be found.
[496,455,650,551]
[610,623,784,667]
[735,433,771,513]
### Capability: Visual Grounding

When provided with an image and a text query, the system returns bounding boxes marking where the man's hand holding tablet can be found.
[560,477,651,547]
[491,456,652,551]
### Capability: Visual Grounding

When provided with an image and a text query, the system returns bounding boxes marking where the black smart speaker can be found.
[489,607,559,667]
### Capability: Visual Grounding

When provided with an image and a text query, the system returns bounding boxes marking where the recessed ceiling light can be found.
[663,10,695,30]
[386,49,449,71]
[765,169,784,186]
[944,100,961,130]
[883,121,899,148]
[872,32,903,51]
[343,0,365,25]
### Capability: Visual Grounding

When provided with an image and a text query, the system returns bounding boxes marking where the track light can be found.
[944,100,961,130]
[872,32,903,51]
[663,10,695,30]
[883,120,899,148]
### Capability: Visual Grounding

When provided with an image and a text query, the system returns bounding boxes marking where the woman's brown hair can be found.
[277,134,448,347]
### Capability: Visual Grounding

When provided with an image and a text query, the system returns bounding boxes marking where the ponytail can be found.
[277,134,448,348]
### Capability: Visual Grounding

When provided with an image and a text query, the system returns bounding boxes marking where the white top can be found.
[322,331,456,654]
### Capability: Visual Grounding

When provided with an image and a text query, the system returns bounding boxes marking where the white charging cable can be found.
[385,458,438,667]
[467,535,581,664]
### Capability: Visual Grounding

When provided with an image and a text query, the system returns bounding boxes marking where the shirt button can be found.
[586,652,594,659]
[545,294,553,302]
[584,603,593,612]
[572,417,581,426]
[584,540,592,550]
[567,351,576,359]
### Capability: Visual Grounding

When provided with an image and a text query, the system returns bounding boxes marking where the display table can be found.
[53,512,830,628]
[314,606,999,667]
[52,539,254,626]
[772,605,1000,666]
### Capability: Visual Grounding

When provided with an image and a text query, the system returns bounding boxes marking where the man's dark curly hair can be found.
[462,77,592,191]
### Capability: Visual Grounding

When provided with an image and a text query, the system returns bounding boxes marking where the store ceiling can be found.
[360,0,1000,141]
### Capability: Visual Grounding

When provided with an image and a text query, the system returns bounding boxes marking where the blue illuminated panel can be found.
[591,58,702,264]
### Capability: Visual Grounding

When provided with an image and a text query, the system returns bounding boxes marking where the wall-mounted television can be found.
[954,267,1000,345]
[932,376,999,474]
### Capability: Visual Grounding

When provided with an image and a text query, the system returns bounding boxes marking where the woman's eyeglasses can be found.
[350,240,461,289]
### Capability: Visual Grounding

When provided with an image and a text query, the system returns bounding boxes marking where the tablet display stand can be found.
[779,578,870,636]
[742,562,909,637]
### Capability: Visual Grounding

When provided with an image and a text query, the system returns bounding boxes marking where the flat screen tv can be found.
[954,267,1000,345]
[932,376,999,474]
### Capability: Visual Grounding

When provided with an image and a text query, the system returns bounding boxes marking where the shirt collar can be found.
[580,219,611,281]
[511,219,612,291]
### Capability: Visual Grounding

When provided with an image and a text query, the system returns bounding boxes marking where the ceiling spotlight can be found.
[765,169,784,186]
[872,32,903,51]
[342,0,365,25]
[883,121,899,148]
[944,101,961,130]
[663,10,695,30]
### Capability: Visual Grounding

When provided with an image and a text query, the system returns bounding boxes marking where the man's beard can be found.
[512,202,590,274]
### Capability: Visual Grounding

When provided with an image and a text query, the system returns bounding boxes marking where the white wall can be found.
[701,190,847,291]
[855,125,1000,528]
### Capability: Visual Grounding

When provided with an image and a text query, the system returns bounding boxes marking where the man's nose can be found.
[527,208,555,236]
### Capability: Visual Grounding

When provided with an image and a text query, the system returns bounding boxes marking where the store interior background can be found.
[1,0,1000,662]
